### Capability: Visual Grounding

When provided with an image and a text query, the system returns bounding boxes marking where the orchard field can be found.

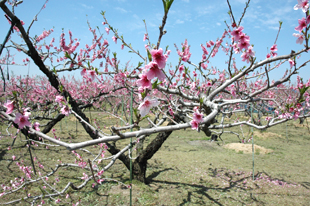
[1,110,310,205]
[1,0,310,205]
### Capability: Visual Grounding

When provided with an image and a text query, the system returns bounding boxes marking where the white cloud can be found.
[268,26,280,30]
[176,19,184,24]
[195,5,215,16]
[216,22,221,26]
[80,4,94,9]
[133,14,139,20]
[115,7,128,13]
[182,0,190,2]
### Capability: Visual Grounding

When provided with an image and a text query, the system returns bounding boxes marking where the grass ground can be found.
[0,111,310,205]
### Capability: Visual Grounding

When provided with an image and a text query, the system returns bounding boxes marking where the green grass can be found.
[0,112,310,205]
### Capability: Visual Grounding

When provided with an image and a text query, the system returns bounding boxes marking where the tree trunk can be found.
[132,127,173,183]
[105,113,186,183]
[132,160,147,183]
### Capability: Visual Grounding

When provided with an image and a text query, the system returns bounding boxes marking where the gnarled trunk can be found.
[106,113,187,183]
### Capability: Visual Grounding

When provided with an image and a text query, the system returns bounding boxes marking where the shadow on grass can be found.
[146,168,174,183]
[301,182,310,189]
[146,167,308,205]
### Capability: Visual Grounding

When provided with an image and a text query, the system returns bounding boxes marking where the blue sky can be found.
[0,0,309,82]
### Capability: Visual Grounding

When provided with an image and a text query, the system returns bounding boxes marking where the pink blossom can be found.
[4,100,14,114]
[201,44,209,55]
[33,122,40,131]
[97,170,104,176]
[201,63,208,70]
[246,46,255,57]
[295,17,308,32]
[190,120,199,131]
[241,46,255,63]
[177,39,191,62]
[293,111,300,120]
[193,111,203,123]
[112,36,117,44]
[271,51,277,57]
[55,95,65,105]
[88,70,97,81]
[105,27,110,35]
[103,39,109,46]
[231,26,244,42]
[145,62,165,81]
[238,40,250,50]
[150,48,167,69]
[289,59,295,68]
[143,34,148,41]
[138,96,160,117]
[136,74,152,90]
[241,52,250,63]
[293,33,305,44]
[60,106,70,116]
[81,172,88,180]
[294,0,309,12]
[238,33,250,44]
[270,44,277,52]
[12,155,16,161]
[296,103,302,108]
[179,65,184,73]
[14,113,31,129]
[81,68,87,76]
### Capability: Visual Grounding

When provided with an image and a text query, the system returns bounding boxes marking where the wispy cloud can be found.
[195,5,216,16]
[115,7,128,13]
[133,14,139,20]
[175,19,184,24]
[80,3,94,9]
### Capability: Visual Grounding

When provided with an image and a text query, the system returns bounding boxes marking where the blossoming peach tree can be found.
[0,0,310,204]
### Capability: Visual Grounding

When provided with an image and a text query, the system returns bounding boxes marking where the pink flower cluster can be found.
[231,26,255,63]
[36,29,54,42]
[136,48,168,92]
[293,0,310,44]
[138,96,160,117]
[81,68,97,81]
[176,39,191,62]
[72,151,87,168]
[266,44,277,58]
[137,48,168,117]
[55,95,71,116]
[4,101,40,130]
[60,31,80,54]
[190,110,204,131]
[294,16,310,33]
[294,0,309,13]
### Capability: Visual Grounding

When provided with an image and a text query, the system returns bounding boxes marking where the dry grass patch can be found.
[223,143,273,154]
[253,131,283,139]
